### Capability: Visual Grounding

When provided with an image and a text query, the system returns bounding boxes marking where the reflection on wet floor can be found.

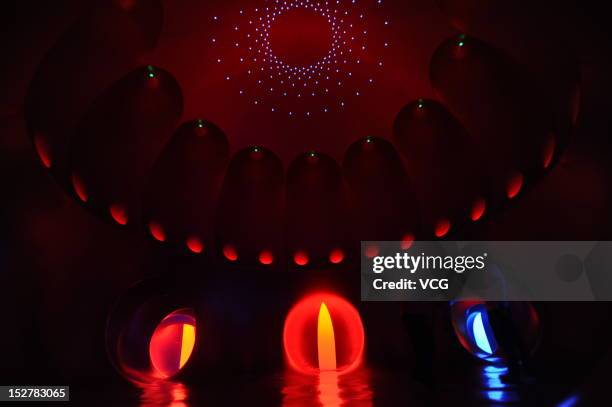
[283,368,373,407]
[478,365,520,404]
[139,381,189,407]
[127,365,582,407]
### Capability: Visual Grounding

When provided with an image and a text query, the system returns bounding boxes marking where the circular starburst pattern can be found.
[212,0,390,117]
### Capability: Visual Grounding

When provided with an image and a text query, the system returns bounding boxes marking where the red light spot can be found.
[435,219,451,238]
[400,234,414,250]
[543,136,556,169]
[148,221,166,242]
[186,236,203,254]
[71,173,88,202]
[470,199,486,222]
[110,204,128,225]
[506,172,524,199]
[329,249,344,264]
[223,244,238,261]
[294,251,309,266]
[259,250,274,265]
[33,135,51,168]
[364,245,379,258]
[283,292,365,375]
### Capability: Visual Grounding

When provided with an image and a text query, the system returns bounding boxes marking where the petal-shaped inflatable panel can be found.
[430,35,560,202]
[286,152,349,266]
[25,0,163,185]
[342,136,420,240]
[143,119,230,253]
[215,147,285,266]
[69,66,183,225]
[393,98,488,232]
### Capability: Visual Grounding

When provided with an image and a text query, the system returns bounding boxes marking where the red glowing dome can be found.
[283,293,365,375]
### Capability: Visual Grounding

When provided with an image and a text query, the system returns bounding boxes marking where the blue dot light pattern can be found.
[212,0,391,118]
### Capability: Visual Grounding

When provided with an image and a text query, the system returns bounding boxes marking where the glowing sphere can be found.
[283,293,365,375]
[450,301,541,363]
[106,281,199,384]
[149,309,197,378]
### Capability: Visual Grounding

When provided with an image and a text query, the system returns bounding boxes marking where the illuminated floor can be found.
[69,366,582,407]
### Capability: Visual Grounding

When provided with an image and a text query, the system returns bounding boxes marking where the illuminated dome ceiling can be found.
[143,0,453,160]
[25,0,579,268]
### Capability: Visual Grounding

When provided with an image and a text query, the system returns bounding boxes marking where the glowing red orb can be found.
[283,292,365,375]
[149,309,196,379]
